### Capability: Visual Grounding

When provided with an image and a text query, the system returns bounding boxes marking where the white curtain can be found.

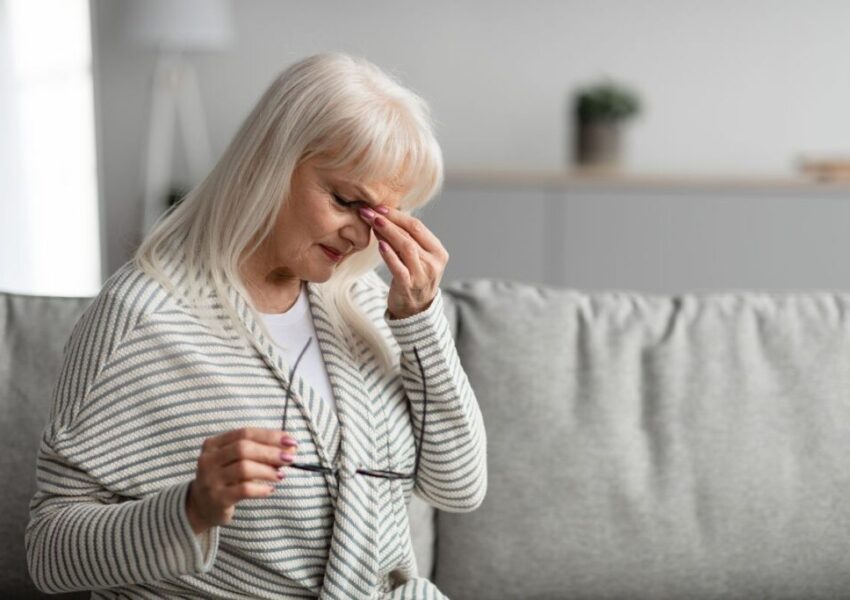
[0,0,100,297]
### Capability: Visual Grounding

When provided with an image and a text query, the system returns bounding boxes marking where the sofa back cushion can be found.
[436,280,850,599]
[0,292,92,598]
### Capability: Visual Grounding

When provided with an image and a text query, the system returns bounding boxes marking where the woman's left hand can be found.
[358,205,449,320]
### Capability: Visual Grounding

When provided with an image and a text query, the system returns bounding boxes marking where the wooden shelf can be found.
[445,168,850,193]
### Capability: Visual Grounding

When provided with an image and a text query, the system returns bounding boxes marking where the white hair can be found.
[133,53,444,370]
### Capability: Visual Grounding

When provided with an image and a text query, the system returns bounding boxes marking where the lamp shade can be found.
[123,0,234,51]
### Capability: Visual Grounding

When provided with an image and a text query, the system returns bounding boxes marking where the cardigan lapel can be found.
[222,279,342,470]
[170,246,381,597]
[307,283,381,599]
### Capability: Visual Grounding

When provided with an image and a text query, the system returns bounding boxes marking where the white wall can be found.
[92,0,850,275]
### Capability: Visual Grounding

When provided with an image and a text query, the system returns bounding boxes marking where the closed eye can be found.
[332,193,358,208]
[332,193,372,212]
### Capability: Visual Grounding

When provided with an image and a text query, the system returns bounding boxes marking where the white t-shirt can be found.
[259,285,337,415]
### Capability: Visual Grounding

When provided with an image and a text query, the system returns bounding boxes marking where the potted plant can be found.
[572,79,641,169]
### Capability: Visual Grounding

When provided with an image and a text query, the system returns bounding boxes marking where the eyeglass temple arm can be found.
[282,339,427,482]
[282,337,313,432]
[411,346,426,480]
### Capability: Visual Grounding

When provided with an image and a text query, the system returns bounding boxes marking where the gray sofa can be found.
[5,280,850,598]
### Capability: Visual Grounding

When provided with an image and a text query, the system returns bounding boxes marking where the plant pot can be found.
[574,120,622,168]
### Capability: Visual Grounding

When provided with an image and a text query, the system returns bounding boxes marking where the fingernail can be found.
[281,435,298,447]
[280,452,296,462]
[379,240,389,253]
[358,206,375,220]
[277,471,285,480]
[374,216,386,227]
[375,205,389,215]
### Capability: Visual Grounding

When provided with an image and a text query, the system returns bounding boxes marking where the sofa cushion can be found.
[436,280,850,599]
[0,292,92,598]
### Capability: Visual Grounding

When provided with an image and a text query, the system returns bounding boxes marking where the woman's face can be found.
[255,157,404,285]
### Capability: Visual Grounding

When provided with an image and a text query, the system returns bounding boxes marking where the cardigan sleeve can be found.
[25,286,220,593]
[386,288,488,512]
[26,440,219,592]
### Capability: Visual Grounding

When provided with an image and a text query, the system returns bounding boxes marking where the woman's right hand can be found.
[186,427,299,535]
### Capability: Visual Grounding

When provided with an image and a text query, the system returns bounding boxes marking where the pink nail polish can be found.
[374,216,386,227]
[379,240,389,252]
[281,452,296,462]
[375,206,390,215]
[359,206,375,219]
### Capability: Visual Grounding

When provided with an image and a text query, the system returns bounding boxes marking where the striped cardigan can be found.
[25,246,487,599]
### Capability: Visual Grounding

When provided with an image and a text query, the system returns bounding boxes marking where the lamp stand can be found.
[142,51,212,234]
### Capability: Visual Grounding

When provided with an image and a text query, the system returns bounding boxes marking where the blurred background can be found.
[2,0,850,298]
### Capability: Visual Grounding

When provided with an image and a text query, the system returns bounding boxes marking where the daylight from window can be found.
[0,0,99,296]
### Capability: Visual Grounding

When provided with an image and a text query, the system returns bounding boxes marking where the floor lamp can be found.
[123,0,234,235]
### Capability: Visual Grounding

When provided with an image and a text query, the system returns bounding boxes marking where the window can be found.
[0,0,100,296]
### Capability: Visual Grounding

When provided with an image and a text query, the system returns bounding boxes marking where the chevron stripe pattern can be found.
[25,244,487,599]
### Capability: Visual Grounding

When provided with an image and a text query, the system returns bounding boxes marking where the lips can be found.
[320,244,343,262]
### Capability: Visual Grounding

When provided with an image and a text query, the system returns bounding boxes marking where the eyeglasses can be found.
[281,337,426,482]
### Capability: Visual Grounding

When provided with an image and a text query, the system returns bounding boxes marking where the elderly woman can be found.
[26,53,487,599]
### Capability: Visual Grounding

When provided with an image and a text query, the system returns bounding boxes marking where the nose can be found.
[340,212,372,253]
